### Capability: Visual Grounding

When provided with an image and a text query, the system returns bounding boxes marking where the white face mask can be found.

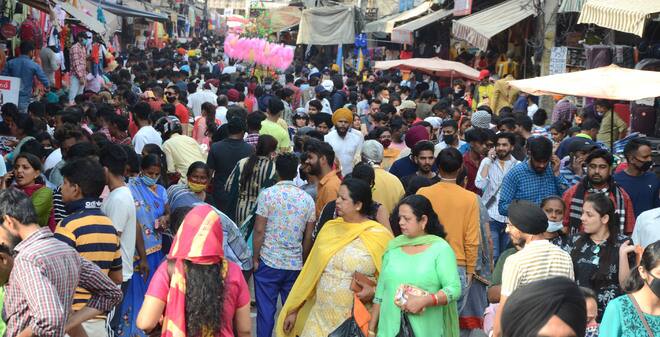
[547,220,564,233]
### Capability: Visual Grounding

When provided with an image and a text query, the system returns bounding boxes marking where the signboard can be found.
[0,76,20,105]
[453,0,472,16]
[549,46,567,75]
[223,8,233,15]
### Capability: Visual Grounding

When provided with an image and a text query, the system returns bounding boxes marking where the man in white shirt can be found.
[100,144,138,334]
[475,132,519,261]
[131,102,162,153]
[324,108,363,176]
[187,82,217,118]
[215,95,229,123]
[631,207,660,248]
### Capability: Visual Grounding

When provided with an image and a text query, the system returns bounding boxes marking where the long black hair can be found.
[570,193,620,290]
[393,195,446,238]
[184,260,225,336]
[624,240,660,293]
[239,135,277,189]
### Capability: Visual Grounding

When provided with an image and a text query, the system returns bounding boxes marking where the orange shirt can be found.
[315,170,341,217]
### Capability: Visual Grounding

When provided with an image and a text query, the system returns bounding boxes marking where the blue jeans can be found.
[490,219,510,263]
[254,260,300,337]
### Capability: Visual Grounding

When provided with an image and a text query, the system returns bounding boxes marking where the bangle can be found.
[368,330,376,336]
[432,294,439,306]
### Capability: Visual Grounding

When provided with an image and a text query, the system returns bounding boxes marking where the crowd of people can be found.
[0,32,657,337]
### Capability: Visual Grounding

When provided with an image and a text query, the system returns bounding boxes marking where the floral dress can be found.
[300,238,376,337]
[559,233,634,322]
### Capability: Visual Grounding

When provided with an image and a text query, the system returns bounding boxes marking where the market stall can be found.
[510,64,660,146]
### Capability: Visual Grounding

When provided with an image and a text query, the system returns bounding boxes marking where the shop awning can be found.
[391,9,451,44]
[99,1,168,21]
[452,0,536,51]
[297,5,355,45]
[59,1,106,33]
[558,0,587,13]
[577,0,660,37]
[363,2,431,33]
[17,0,106,33]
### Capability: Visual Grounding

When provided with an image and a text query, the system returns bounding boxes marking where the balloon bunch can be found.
[223,34,294,71]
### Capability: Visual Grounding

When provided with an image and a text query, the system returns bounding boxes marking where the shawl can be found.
[568,178,626,234]
[275,218,393,337]
[162,204,227,337]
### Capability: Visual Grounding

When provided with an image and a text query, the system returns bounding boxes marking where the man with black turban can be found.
[493,200,575,337]
[501,277,587,337]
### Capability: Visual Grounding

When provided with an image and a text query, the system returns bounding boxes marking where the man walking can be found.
[303,139,341,217]
[252,153,316,337]
[475,132,519,261]
[0,189,121,337]
[492,200,574,337]
[498,136,566,216]
[401,141,439,189]
[68,32,88,104]
[1,41,49,112]
[55,158,123,337]
[563,149,635,235]
[325,108,364,176]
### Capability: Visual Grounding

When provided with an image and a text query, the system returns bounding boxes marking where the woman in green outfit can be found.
[600,240,660,337]
[369,195,461,337]
[5,153,53,229]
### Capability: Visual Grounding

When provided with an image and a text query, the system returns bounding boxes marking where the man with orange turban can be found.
[325,107,363,176]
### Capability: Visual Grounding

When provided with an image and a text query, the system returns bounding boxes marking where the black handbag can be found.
[328,298,366,337]
[395,311,416,337]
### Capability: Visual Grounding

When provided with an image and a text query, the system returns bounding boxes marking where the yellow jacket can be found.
[491,75,519,115]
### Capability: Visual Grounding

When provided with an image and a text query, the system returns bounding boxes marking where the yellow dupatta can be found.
[275,218,393,337]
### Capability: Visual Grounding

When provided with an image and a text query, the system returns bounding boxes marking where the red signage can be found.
[0,24,16,39]
[0,79,11,91]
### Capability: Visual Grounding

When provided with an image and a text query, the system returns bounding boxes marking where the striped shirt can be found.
[54,198,122,311]
[501,240,574,297]
[5,228,122,337]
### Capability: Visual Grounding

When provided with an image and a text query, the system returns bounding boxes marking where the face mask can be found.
[300,84,310,91]
[380,139,392,148]
[442,134,455,145]
[639,160,653,172]
[140,175,159,186]
[188,182,207,193]
[646,272,660,299]
[547,220,564,233]
[166,96,177,103]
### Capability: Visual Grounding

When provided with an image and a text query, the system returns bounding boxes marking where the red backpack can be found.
[19,18,43,48]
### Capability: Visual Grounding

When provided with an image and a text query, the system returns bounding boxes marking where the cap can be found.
[294,108,308,118]
[321,79,334,92]
[361,140,384,164]
[143,91,156,99]
[508,200,548,235]
[471,110,492,129]
[315,85,327,94]
[567,138,597,154]
[398,100,417,111]
[479,69,491,80]
[424,117,442,129]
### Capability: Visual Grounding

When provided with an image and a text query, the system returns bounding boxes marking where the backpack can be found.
[19,18,42,49]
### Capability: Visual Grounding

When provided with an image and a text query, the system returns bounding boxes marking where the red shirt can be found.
[174,103,190,124]
[463,151,482,196]
[146,260,250,337]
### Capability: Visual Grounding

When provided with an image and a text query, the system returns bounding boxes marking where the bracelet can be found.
[368,330,376,336]
[432,294,439,306]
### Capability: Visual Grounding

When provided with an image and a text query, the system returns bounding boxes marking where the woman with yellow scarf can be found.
[276,178,393,337]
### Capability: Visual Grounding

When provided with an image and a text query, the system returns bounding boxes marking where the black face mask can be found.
[442,134,455,145]
[646,273,660,299]
[166,96,177,103]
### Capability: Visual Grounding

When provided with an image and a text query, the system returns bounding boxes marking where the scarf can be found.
[386,234,460,337]
[162,204,226,337]
[17,183,44,197]
[275,218,393,337]
[568,178,626,235]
